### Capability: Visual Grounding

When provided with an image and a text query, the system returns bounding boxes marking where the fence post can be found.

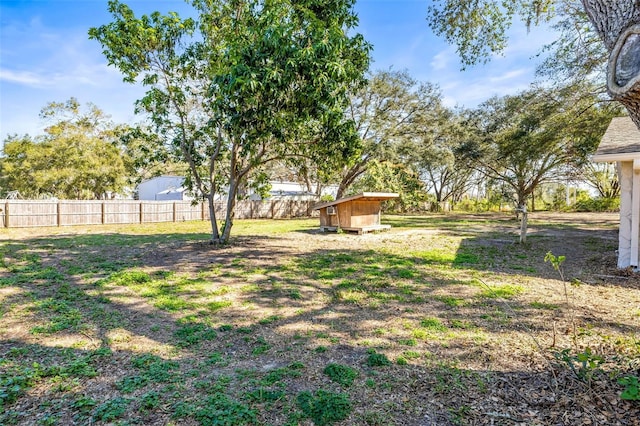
[173,202,177,222]
[56,201,61,226]
[271,201,275,219]
[139,202,143,223]
[4,202,8,228]
[101,202,105,224]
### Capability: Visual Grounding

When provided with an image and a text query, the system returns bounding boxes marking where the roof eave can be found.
[593,153,640,162]
[313,192,399,210]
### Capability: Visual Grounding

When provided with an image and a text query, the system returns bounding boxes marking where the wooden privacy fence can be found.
[0,199,316,228]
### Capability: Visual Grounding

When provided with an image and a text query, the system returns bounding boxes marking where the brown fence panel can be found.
[291,201,312,218]
[103,201,141,224]
[60,200,103,226]
[175,201,204,222]
[270,200,287,218]
[248,201,268,218]
[233,200,252,219]
[0,199,315,228]
[141,202,174,223]
[4,200,58,227]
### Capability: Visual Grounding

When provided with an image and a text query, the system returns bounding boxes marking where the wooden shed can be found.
[593,116,640,268]
[313,192,399,234]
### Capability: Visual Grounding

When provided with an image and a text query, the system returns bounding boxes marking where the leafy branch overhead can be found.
[427,1,640,129]
[426,0,555,68]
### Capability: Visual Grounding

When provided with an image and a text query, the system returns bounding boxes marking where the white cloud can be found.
[488,68,528,83]
[430,50,450,71]
[0,69,45,86]
[0,61,122,90]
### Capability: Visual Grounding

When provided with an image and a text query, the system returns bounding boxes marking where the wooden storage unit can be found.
[313,192,399,234]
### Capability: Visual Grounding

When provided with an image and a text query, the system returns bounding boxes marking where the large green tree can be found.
[90,0,370,243]
[401,107,477,211]
[347,160,429,213]
[336,69,441,198]
[0,98,127,199]
[427,1,640,129]
[458,84,619,210]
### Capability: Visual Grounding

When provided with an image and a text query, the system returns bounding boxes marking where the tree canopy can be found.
[334,69,443,198]
[427,1,640,128]
[0,98,127,199]
[458,83,620,209]
[90,0,370,243]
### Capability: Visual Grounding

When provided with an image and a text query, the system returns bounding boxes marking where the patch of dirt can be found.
[1,212,638,425]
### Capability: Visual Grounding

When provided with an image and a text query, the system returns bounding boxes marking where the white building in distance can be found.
[136,176,192,201]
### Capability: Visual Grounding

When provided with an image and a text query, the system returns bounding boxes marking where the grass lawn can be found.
[0,212,638,425]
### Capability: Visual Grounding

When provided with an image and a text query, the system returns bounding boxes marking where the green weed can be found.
[30,299,85,335]
[449,405,471,425]
[140,390,161,411]
[131,354,179,384]
[174,322,218,347]
[194,394,256,425]
[117,375,148,393]
[323,363,358,387]
[402,351,421,359]
[258,315,281,325]
[366,350,391,367]
[296,390,352,426]
[71,396,97,414]
[154,295,193,311]
[244,388,286,403]
[619,375,640,401]
[435,296,466,307]
[420,317,447,332]
[529,301,559,310]
[288,289,302,300]
[252,336,271,355]
[553,348,604,383]
[93,397,131,422]
[478,284,523,299]
[107,270,152,286]
[207,300,233,312]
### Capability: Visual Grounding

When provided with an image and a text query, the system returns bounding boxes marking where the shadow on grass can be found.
[0,219,638,425]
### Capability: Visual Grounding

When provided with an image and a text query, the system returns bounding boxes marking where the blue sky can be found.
[0,0,558,141]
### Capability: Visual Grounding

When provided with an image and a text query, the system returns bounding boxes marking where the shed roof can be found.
[593,116,640,162]
[313,192,399,210]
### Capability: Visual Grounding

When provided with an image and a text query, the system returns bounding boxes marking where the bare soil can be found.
[0,212,639,425]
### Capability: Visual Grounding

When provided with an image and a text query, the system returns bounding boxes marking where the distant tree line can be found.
[0,0,629,242]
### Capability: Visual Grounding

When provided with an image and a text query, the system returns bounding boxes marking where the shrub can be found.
[365,349,391,367]
[323,363,358,387]
[619,375,640,401]
[296,390,352,425]
[572,197,619,212]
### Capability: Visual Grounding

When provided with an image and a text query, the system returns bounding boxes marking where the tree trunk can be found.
[582,1,640,126]
[208,192,220,243]
[336,182,348,200]
[531,191,535,212]
[220,177,238,244]
[519,204,528,244]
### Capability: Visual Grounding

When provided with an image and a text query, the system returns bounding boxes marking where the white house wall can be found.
[618,161,634,268]
[137,176,185,201]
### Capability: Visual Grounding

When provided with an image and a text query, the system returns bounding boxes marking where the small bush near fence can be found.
[0,200,316,228]
[571,197,620,213]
